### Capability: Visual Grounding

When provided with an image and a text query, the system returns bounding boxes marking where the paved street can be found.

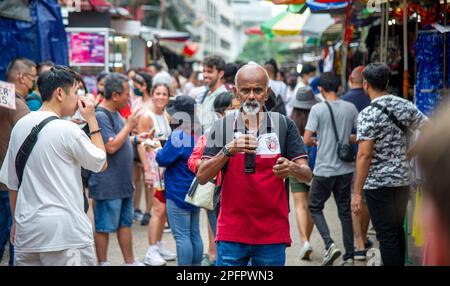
[105,194,377,266]
[2,193,426,267]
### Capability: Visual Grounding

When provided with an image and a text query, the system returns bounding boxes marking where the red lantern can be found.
[183,42,199,57]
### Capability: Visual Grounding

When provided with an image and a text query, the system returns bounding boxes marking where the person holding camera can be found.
[197,64,312,266]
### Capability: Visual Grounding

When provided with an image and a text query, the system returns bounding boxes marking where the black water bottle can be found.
[244,130,256,174]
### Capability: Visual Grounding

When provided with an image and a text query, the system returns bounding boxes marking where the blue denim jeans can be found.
[216,241,286,266]
[94,197,134,233]
[0,191,14,266]
[166,199,203,266]
[207,209,217,236]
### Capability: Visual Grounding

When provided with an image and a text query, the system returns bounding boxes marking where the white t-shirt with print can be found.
[0,111,106,253]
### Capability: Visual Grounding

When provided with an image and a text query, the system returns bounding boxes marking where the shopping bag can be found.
[412,187,424,247]
[185,177,217,210]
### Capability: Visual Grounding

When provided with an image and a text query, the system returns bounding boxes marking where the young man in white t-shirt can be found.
[0,66,107,266]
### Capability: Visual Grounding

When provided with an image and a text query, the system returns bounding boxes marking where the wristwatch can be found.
[222,145,234,157]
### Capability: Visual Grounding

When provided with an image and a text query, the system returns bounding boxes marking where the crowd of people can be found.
[0,54,449,266]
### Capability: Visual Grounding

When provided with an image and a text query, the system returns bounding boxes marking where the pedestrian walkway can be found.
[101,195,377,266]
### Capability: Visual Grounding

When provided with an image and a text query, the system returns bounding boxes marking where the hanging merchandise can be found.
[412,187,424,247]
[0,0,69,81]
[414,32,447,116]
[0,0,31,22]
[323,46,335,72]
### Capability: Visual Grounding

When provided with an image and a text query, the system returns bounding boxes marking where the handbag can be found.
[184,177,217,210]
[325,101,355,162]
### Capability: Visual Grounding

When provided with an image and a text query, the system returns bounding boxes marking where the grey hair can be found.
[104,72,129,99]
[234,63,270,89]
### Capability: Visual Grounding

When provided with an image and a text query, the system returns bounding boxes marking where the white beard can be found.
[242,100,260,115]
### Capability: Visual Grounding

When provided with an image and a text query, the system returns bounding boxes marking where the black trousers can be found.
[309,173,354,260]
[365,186,410,266]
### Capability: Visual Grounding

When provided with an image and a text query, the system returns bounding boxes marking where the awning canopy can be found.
[261,8,335,38]
[306,0,349,14]
[140,26,190,42]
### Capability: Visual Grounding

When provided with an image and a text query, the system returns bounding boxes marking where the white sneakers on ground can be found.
[157,241,176,261]
[144,244,168,266]
[299,241,313,260]
[99,261,111,266]
[122,260,145,266]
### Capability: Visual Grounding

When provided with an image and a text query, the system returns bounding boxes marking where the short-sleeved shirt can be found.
[305,100,358,177]
[0,111,106,253]
[340,88,371,113]
[0,94,29,191]
[199,85,227,132]
[88,109,134,200]
[202,111,307,245]
[357,95,428,190]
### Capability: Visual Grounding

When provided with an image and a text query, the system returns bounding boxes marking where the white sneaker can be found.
[157,241,176,261]
[321,243,341,266]
[99,261,110,266]
[144,245,167,266]
[299,241,313,260]
[122,260,145,266]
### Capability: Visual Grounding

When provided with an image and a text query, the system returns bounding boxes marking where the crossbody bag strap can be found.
[371,102,408,135]
[15,116,59,189]
[325,101,340,143]
[96,106,115,130]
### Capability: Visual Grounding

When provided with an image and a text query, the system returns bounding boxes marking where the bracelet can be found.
[134,135,138,145]
[89,128,102,136]
[222,145,234,157]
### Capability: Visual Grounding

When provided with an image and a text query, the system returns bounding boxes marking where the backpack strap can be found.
[96,106,116,130]
[15,116,59,189]
[371,102,409,136]
[200,88,210,104]
[270,111,288,158]
[324,101,340,144]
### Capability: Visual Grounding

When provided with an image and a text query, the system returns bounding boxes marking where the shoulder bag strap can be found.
[15,116,59,189]
[371,102,408,135]
[324,101,340,144]
[96,106,115,130]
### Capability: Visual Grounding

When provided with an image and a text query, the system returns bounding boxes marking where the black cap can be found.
[166,96,196,116]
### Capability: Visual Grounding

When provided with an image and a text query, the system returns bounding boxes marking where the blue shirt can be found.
[340,88,371,113]
[341,88,371,154]
[25,92,42,111]
[88,110,134,200]
[156,129,196,210]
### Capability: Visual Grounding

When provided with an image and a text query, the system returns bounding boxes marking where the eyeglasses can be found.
[22,72,37,80]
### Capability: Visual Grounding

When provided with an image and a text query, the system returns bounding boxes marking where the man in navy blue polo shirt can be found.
[341,66,372,261]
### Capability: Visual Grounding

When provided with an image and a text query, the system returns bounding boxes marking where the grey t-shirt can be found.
[305,100,358,177]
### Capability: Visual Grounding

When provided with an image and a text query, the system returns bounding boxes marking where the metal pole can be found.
[403,0,409,99]
[444,0,448,99]
[380,3,385,62]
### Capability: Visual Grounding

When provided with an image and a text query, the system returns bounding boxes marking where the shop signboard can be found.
[0,80,16,110]
[68,32,106,65]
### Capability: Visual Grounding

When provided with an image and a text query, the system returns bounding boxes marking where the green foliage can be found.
[237,36,285,65]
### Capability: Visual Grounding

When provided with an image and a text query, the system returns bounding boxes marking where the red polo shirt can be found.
[202,111,307,245]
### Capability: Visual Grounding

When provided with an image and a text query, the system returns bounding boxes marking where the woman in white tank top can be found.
[136,83,176,265]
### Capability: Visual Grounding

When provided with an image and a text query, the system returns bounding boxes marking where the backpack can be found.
[81,106,115,188]
[265,90,287,116]
[219,111,291,210]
